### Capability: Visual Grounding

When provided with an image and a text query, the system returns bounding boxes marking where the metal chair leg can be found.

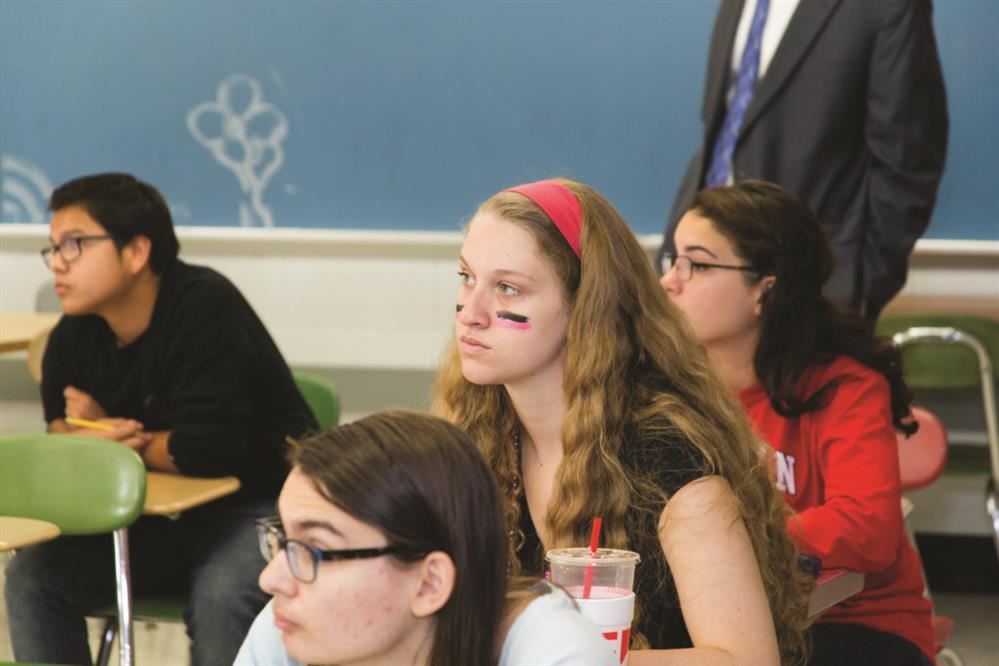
[987,479,999,557]
[112,527,134,666]
[95,617,117,666]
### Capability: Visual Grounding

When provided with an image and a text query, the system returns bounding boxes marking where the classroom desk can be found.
[883,294,999,321]
[0,312,60,353]
[0,474,240,548]
[808,568,865,618]
[144,472,241,518]
[0,516,61,551]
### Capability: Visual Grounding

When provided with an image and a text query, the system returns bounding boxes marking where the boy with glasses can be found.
[5,172,317,665]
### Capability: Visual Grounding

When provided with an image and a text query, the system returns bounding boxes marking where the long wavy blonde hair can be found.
[432,178,811,664]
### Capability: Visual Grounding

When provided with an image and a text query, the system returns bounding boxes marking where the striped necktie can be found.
[704,0,771,187]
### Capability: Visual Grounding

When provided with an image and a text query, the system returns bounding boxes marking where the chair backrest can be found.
[888,322,999,499]
[292,370,340,430]
[897,406,949,492]
[877,315,999,389]
[0,434,146,535]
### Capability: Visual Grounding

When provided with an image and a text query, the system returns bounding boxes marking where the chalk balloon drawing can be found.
[187,74,288,227]
[1,155,54,225]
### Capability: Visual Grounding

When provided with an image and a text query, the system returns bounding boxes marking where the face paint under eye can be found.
[496,310,531,331]
[455,304,464,319]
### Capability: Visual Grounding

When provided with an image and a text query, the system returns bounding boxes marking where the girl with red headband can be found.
[433,178,811,665]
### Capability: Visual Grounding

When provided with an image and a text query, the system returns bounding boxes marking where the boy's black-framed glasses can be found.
[660,253,760,282]
[40,235,114,267]
[255,516,423,583]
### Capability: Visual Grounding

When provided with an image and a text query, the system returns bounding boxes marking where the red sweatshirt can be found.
[740,355,934,662]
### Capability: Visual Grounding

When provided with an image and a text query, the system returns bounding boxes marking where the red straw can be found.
[582,517,602,599]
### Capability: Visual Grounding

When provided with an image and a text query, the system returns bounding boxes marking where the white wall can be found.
[4,224,999,533]
[2,223,998,415]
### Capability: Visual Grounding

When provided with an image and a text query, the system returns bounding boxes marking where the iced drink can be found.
[546,547,640,664]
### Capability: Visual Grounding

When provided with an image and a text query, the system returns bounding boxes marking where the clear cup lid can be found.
[545,547,641,566]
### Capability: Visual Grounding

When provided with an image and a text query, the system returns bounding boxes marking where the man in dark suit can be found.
[659,0,948,321]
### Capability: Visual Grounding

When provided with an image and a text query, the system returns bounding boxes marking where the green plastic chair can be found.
[0,434,147,666]
[91,595,187,666]
[293,370,340,430]
[89,373,338,664]
[879,315,999,559]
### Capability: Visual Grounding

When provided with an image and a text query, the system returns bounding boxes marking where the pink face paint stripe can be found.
[496,310,531,330]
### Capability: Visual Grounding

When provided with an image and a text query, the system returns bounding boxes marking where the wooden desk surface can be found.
[144,472,241,516]
[0,312,61,353]
[0,516,61,551]
[808,568,865,618]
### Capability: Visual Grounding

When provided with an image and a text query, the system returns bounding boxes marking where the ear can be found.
[409,551,456,618]
[753,276,776,318]
[122,235,153,275]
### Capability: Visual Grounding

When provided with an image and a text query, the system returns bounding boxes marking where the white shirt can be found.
[721,0,801,183]
[730,0,802,80]
[235,585,617,666]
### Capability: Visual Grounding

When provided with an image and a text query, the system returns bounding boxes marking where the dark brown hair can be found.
[289,410,508,666]
[50,173,180,275]
[690,180,916,435]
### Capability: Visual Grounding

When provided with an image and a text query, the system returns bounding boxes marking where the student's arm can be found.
[629,476,779,666]
[141,431,179,473]
[156,279,256,477]
[63,385,108,421]
[786,371,903,571]
[40,317,158,456]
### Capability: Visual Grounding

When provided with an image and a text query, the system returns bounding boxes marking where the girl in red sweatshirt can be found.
[661,180,934,666]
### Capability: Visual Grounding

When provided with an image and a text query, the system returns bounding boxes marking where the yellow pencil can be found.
[65,416,116,431]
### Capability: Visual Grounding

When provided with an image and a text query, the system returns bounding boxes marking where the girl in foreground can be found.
[235,410,614,666]
[662,180,934,666]
[433,178,811,665]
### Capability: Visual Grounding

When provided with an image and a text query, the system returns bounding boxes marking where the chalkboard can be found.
[1,0,995,240]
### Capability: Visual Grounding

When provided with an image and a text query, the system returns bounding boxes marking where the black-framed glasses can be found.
[255,517,423,583]
[40,235,114,268]
[661,253,760,282]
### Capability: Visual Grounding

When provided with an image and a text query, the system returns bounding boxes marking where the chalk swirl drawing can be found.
[187,74,288,227]
[1,155,54,224]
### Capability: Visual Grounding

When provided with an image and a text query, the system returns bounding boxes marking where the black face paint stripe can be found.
[496,310,529,323]
[456,304,464,312]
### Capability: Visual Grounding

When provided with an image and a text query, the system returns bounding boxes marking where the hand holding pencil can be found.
[64,416,151,451]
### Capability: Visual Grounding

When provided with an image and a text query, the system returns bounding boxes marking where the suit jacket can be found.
[660,0,948,318]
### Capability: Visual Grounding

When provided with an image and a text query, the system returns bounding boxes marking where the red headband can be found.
[504,179,582,257]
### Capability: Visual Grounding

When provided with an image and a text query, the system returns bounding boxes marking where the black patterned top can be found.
[515,418,708,649]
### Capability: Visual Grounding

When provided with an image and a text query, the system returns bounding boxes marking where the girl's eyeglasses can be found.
[255,517,425,583]
[661,253,760,282]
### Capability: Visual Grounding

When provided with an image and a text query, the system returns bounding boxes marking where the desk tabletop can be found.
[0,516,61,551]
[808,568,865,618]
[144,472,241,516]
[0,312,61,353]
